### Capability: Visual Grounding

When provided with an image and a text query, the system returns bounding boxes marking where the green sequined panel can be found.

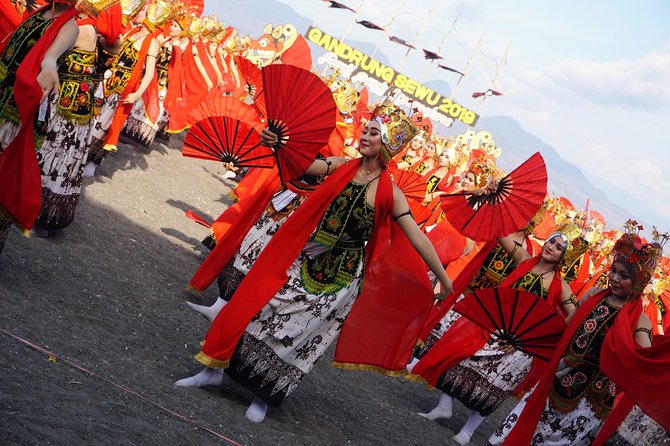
[55,48,96,123]
[156,45,171,89]
[0,14,51,124]
[549,299,620,419]
[301,181,375,295]
[104,39,138,95]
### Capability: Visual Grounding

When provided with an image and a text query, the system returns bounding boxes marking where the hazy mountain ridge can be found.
[211,0,641,230]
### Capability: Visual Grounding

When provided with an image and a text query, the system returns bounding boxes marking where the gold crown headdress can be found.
[144,0,178,32]
[467,149,499,189]
[547,222,589,264]
[175,12,195,32]
[120,0,145,26]
[370,101,418,164]
[611,220,666,293]
[330,80,359,115]
[78,0,119,17]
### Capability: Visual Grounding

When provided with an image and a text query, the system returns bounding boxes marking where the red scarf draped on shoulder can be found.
[502,289,643,446]
[189,166,280,292]
[413,256,563,389]
[168,41,209,133]
[0,6,77,231]
[163,44,183,121]
[591,312,670,445]
[102,29,156,150]
[0,0,21,44]
[197,159,434,372]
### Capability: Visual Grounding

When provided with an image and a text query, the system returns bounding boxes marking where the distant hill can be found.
[209,0,642,230]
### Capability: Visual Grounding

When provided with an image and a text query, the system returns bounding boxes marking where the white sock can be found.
[418,392,453,420]
[406,357,419,374]
[222,170,236,180]
[245,397,268,423]
[83,161,97,178]
[453,410,486,445]
[174,367,223,387]
[187,297,227,322]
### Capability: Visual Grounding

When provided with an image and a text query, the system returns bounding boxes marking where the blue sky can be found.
[209,0,670,231]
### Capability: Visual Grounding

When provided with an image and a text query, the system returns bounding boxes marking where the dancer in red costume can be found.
[0,0,79,252]
[176,104,453,424]
[412,226,576,445]
[488,222,665,446]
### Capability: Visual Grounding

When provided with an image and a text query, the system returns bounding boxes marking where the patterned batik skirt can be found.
[604,406,670,446]
[436,340,533,416]
[121,95,161,147]
[35,99,91,230]
[224,249,364,407]
[488,387,604,446]
[413,306,463,359]
[87,92,120,165]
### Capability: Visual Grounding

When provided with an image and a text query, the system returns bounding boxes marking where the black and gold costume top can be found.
[104,37,139,95]
[561,256,582,284]
[94,46,119,99]
[156,44,171,90]
[548,298,621,419]
[55,48,96,124]
[0,14,52,124]
[511,270,549,300]
[464,243,519,295]
[301,180,375,295]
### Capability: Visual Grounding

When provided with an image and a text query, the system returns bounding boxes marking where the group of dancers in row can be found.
[1,1,669,445]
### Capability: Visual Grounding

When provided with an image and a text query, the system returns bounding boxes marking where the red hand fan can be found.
[441,152,547,241]
[261,64,337,183]
[183,96,274,169]
[389,165,427,201]
[279,34,312,71]
[454,287,566,361]
[234,56,266,116]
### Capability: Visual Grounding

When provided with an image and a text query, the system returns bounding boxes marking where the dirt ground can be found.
[0,135,513,445]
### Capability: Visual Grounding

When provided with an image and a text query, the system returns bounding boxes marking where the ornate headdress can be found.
[78,0,119,16]
[370,102,418,164]
[120,0,145,27]
[547,222,590,265]
[143,0,178,32]
[175,12,195,32]
[612,220,666,293]
[467,149,499,189]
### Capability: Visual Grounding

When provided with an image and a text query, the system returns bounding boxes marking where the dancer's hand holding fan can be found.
[182,96,275,169]
[440,152,547,241]
[260,64,337,183]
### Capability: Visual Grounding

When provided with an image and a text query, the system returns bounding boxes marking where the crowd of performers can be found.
[1,1,670,445]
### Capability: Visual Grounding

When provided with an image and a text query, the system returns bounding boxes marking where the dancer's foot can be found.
[83,161,96,178]
[222,170,236,180]
[418,393,453,420]
[453,431,472,445]
[245,397,268,423]
[406,357,419,374]
[174,367,223,387]
[187,297,227,322]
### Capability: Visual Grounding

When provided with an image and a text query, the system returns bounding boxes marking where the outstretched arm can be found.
[498,233,531,266]
[393,186,453,299]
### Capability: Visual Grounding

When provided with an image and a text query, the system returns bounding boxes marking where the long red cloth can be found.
[102,31,155,149]
[413,256,563,388]
[167,41,209,133]
[189,166,280,292]
[0,0,21,43]
[0,7,77,231]
[501,289,643,446]
[163,44,183,119]
[198,159,433,371]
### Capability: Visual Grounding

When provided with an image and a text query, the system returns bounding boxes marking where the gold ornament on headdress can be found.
[144,0,178,32]
[468,153,498,189]
[328,79,359,115]
[120,0,145,26]
[371,102,418,164]
[611,220,665,293]
[78,0,119,17]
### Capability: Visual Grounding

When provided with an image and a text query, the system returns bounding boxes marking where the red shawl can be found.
[102,30,156,149]
[502,290,643,446]
[197,159,434,372]
[0,0,21,44]
[189,166,280,292]
[163,44,183,121]
[167,41,209,133]
[590,314,670,445]
[0,7,77,231]
[413,256,563,389]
